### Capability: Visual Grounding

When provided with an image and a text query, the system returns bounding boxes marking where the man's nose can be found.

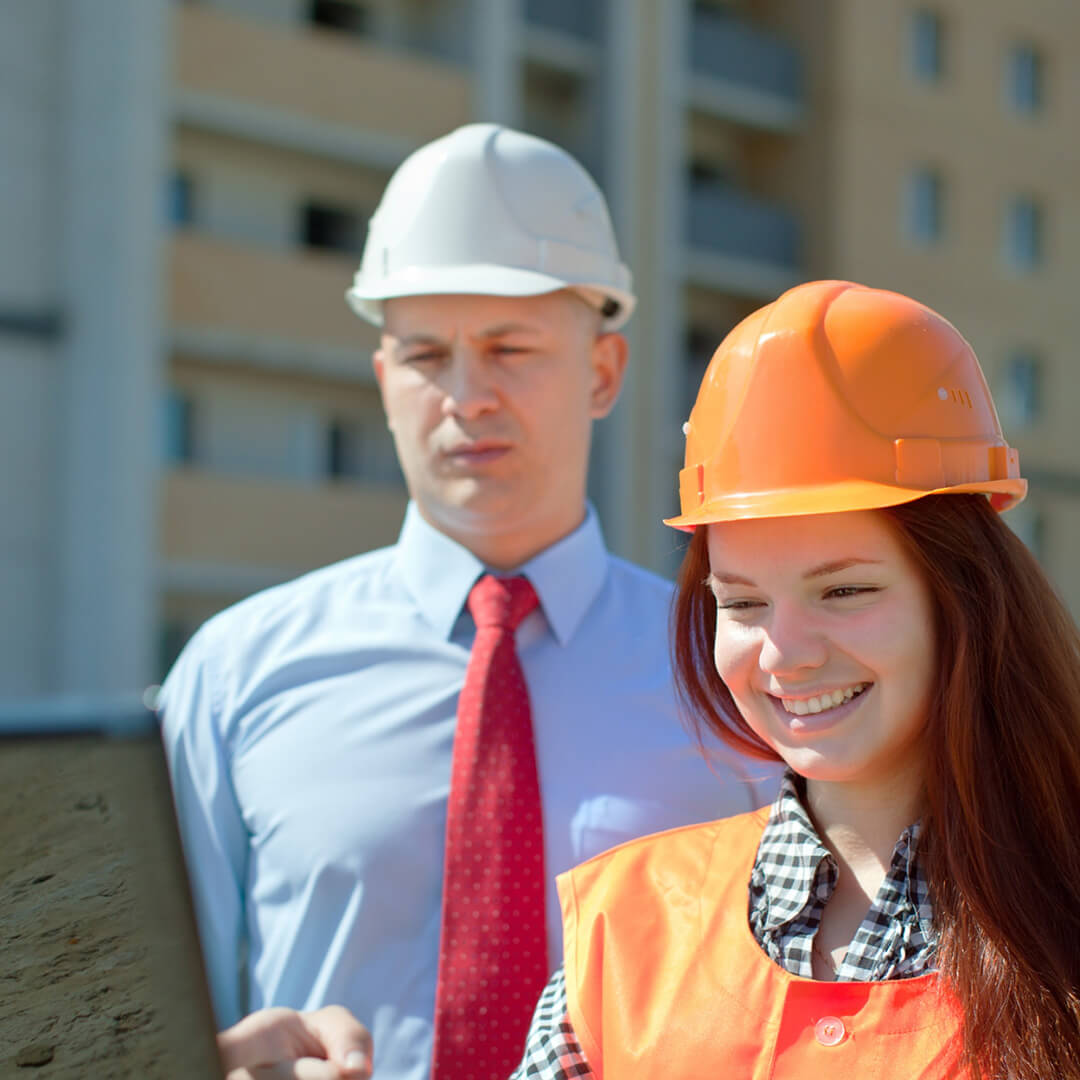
[440,346,498,419]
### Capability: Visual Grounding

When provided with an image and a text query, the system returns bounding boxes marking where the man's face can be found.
[374,291,627,567]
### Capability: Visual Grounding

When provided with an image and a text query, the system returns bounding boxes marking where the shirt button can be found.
[814,1016,845,1046]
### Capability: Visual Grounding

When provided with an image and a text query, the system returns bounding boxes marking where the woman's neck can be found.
[802,763,925,979]
[803,758,925,873]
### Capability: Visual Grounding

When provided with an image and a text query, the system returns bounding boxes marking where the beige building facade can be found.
[1,0,1076,698]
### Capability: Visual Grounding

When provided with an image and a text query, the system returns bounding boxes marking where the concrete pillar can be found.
[57,0,169,693]
[600,0,688,575]
[470,0,523,124]
[647,0,690,577]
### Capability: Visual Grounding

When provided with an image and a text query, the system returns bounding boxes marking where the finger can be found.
[301,1006,373,1078]
[218,1008,322,1071]
[243,1057,360,1080]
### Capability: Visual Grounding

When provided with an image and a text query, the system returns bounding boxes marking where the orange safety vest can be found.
[558,808,966,1079]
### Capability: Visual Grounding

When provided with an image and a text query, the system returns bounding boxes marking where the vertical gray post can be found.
[648,0,690,576]
[471,0,523,124]
[596,0,642,562]
[600,0,688,574]
[57,0,169,693]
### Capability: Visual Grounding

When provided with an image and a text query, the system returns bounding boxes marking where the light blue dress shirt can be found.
[160,503,778,1080]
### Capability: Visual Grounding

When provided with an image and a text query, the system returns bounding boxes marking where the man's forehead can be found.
[381,290,590,340]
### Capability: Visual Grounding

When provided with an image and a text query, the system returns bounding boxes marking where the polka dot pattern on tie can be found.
[431,574,548,1080]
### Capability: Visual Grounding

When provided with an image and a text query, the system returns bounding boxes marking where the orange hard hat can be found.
[665,280,1026,530]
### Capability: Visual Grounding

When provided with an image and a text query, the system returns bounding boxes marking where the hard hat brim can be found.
[346,264,636,333]
[663,476,1029,532]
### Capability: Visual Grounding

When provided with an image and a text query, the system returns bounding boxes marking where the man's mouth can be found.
[443,441,511,464]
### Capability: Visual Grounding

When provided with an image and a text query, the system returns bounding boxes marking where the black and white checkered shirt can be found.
[509,771,936,1080]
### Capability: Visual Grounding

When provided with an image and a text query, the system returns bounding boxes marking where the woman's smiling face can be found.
[705,509,937,789]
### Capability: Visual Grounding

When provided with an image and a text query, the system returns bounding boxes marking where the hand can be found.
[217,1005,373,1080]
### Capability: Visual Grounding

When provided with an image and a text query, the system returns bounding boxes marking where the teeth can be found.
[780,683,868,716]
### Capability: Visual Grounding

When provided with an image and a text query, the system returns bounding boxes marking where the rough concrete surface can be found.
[0,738,222,1077]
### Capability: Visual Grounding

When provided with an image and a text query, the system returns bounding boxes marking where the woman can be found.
[509,280,1080,1079]
[219,280,1080,1078]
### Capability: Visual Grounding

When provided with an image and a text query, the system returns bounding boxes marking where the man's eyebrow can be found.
[396,333,446,348]
[474,322,541,339]
[394,323,541,347]
[705,558,884,590]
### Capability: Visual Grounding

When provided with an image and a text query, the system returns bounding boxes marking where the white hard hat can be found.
[345,123,636,332]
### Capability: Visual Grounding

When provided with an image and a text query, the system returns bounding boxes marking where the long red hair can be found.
[671,493,1080,1078]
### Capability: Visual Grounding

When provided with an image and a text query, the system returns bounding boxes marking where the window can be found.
[688,158,735,190]
[325,417,401,487]
[308,0,367,36]
[904,168,944,245]
[166,170,195,226]
[302,202,365,256]
[1005,43,1043,114]
[684,326,717,418]
[162,390,196,464]
[1007,504,1045,562]
[158,620,195,682]
[1002,195,1044,270]
[909,9,944,83]
[999,350,1042,427]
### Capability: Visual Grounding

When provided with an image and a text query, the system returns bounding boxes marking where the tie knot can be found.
[467,574,538,632]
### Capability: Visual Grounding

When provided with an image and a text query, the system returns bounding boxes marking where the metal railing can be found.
[523,0,602,40]
[686,182,801,269]
[689,8,801,104]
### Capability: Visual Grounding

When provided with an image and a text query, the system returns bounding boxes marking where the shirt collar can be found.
[393,501,609,645]
[754,771,837,930]
[754,770,926,933]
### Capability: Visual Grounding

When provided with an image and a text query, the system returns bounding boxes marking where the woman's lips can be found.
[768,683,873,734]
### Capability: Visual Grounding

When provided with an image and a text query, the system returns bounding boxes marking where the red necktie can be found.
[431,574,548,1080]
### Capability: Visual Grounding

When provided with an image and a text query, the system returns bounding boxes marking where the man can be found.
[161,123,773,1080]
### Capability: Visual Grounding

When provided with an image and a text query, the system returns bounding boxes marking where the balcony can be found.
[688,8,802,132]
[160,469,407,580]
[167,232,378,376]
[172,3,470,163]
[521,0,600,74]
[523,0,602,40]
[684,183,801,297]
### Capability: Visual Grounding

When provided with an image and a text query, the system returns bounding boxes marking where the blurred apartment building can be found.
[1,0,1076,698]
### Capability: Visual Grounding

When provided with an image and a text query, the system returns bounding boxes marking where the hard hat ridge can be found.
[346,123,635,330]
[665,280,1027,530]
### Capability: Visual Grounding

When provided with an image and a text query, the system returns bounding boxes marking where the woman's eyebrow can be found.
[803,557,884,579]
[706,571,756,588]
[706,558,884,589]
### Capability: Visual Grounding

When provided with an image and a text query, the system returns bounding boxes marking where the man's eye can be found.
[404,351,442,364]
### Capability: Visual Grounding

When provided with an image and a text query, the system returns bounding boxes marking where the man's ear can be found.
[588,332,629,419]
[372,347,393,430]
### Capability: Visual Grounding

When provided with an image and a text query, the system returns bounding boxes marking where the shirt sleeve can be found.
[158,626,249,1028]
[509,966,595,1080]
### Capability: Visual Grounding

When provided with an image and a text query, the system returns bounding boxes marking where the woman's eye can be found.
[717,599,764,611]
[824,585,878,600]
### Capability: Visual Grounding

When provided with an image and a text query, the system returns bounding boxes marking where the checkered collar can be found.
[751,773,928,950]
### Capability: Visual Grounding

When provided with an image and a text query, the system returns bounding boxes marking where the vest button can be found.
[814,1016,845,1046]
